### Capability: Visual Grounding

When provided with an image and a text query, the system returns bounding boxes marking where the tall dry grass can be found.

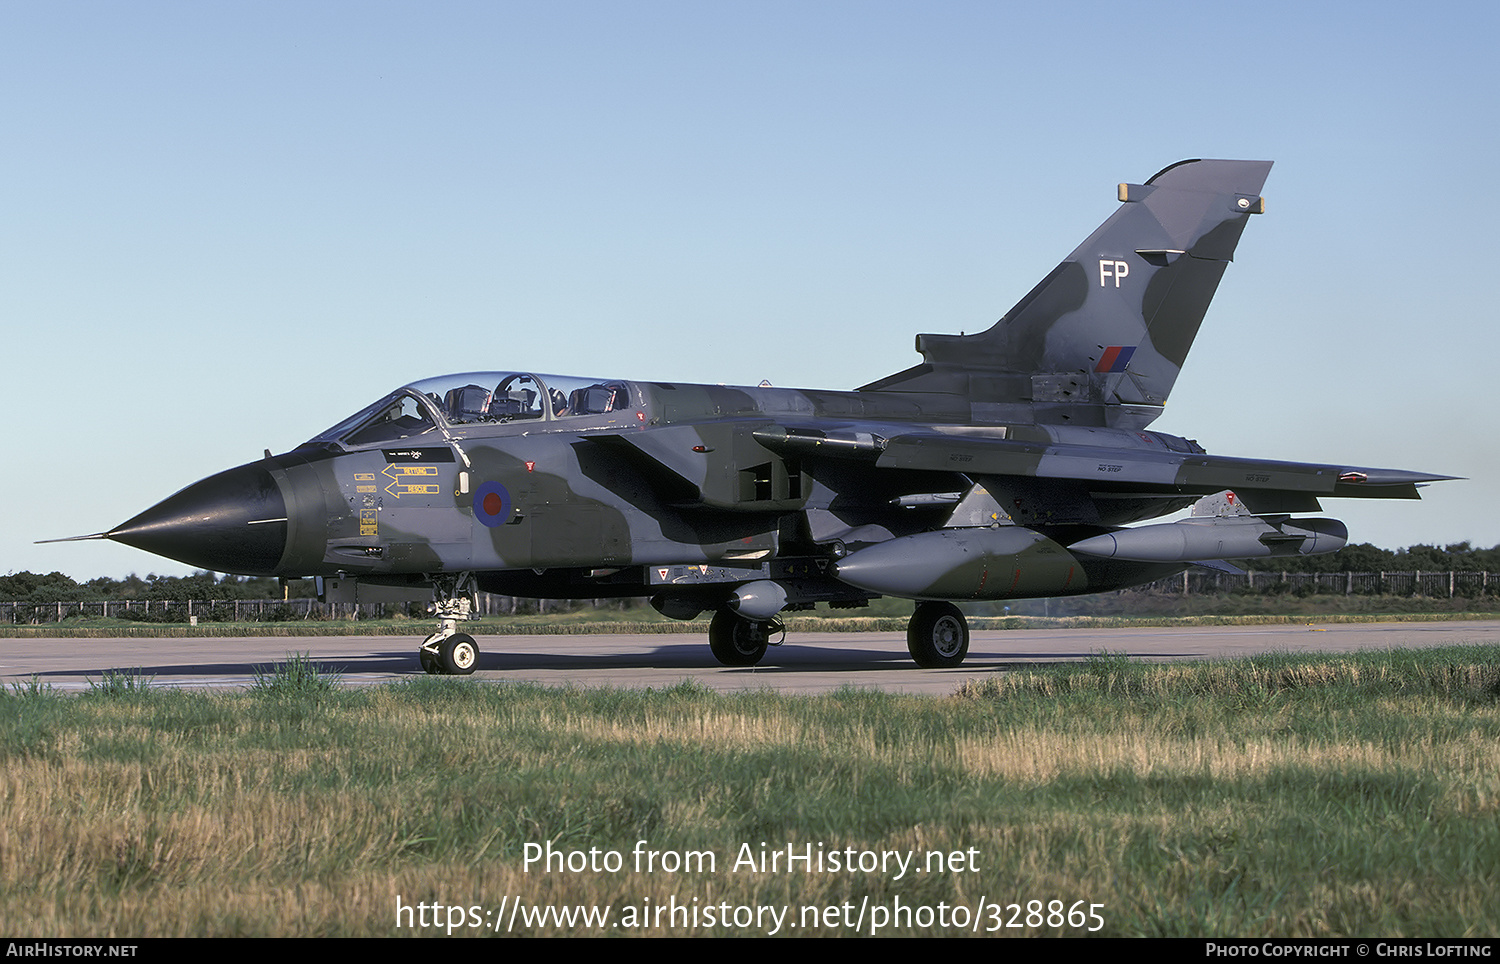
[1,649,1497,936]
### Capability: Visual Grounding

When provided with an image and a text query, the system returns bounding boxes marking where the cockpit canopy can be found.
[305,371,636,449]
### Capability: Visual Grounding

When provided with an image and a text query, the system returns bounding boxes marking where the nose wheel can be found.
[420,631,480,675]
[418,574,480,675]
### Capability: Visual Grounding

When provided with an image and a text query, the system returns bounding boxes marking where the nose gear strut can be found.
[418,573,481,675]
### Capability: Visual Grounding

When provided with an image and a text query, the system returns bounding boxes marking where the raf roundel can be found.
[473,481,512,528]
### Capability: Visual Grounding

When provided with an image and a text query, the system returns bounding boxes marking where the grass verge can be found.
[0,645,1496,936]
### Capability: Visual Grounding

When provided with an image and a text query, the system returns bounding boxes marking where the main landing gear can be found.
[418,574,481,675]
[703,600,970,669]
[708,608,784,667]
[906,601,970,668]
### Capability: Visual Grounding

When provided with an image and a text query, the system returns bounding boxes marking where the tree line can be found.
[5,542,1498,606]
[0,570,315,605]
[1242,541,1500,574]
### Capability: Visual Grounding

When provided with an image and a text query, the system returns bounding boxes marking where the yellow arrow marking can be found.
[382,464,440,498]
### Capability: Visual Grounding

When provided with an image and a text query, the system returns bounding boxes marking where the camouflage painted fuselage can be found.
[268,375,1185,603]
[116,367,1427,614]
[97,159,1446,623]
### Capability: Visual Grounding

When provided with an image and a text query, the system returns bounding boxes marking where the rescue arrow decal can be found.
[383,464,440,498]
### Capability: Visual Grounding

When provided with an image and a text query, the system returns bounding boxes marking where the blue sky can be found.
[5,1,1497,580]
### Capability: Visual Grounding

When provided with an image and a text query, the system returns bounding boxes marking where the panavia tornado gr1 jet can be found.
[58,159,1450,673]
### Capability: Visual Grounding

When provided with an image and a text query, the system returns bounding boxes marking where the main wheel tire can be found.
[439,633,480,675]
[907,602,969,668]
[708,609,769,666]
[418,647,440,674]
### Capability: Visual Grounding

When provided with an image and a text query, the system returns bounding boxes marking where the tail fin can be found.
[861,159,1273,429]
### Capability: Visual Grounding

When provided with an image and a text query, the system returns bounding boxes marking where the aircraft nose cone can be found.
[108,461,289,574]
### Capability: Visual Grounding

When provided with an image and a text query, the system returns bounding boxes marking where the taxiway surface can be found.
[4,619,1498,695]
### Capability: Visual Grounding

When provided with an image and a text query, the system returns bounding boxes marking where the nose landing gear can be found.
[418,574,481,675]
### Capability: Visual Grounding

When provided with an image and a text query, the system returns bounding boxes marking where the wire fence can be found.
[0,592,600,625]
[5,571,1498,625]
[1141,569,1495,598]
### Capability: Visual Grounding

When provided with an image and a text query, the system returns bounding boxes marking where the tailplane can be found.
[861,159,1273,429]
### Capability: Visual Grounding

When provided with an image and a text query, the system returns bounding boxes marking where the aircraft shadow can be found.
[21,643,1212,685]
